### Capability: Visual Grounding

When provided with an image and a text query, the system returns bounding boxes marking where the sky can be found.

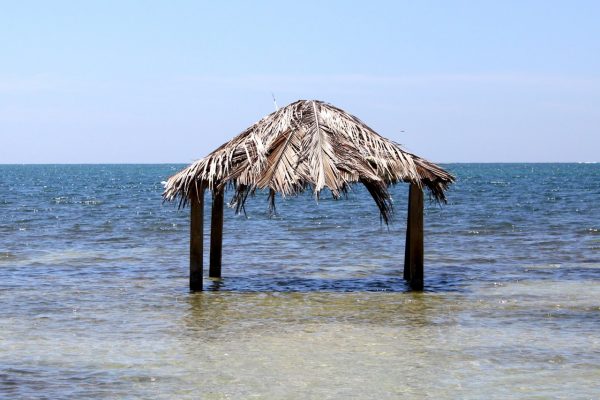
[1,0,599,163]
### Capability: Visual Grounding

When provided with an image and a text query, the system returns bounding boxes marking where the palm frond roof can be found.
[163,99,454,223]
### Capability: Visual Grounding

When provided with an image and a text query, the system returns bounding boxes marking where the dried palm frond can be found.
[163,100,454,223]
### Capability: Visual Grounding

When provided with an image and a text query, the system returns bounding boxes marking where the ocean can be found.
[1,163,599,399]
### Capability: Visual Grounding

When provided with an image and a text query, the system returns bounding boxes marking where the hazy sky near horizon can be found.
[1,1,599,163]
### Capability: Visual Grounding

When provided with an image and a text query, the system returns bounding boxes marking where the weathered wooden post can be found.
[209,188,224,278]
[189,185,205,291]
[403,195,413,281]
[404,183,424,290]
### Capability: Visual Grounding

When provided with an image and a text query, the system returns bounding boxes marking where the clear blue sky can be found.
[1,0,599,163]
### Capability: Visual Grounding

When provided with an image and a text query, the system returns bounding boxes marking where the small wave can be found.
[24,250,110,266]
[94,236,133,243]
[524,263,562,270]
[52,196,71,204]
[0,252,18,262]
[52,197,103,205]
[77,200,103,205]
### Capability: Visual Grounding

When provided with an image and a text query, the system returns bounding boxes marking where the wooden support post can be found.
[209,188,224,278]
[404,183,424,290]
[403,191,413,281]
[190,186,204,291]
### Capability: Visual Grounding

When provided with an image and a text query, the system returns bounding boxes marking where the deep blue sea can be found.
[1,164,599,399]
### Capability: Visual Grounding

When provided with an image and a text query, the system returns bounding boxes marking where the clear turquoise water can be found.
[1,164,599,398]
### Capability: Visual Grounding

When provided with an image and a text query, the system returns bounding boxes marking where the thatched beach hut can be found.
[164,100,454,291]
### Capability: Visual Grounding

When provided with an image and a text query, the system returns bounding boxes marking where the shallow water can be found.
[1,164,599,398]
